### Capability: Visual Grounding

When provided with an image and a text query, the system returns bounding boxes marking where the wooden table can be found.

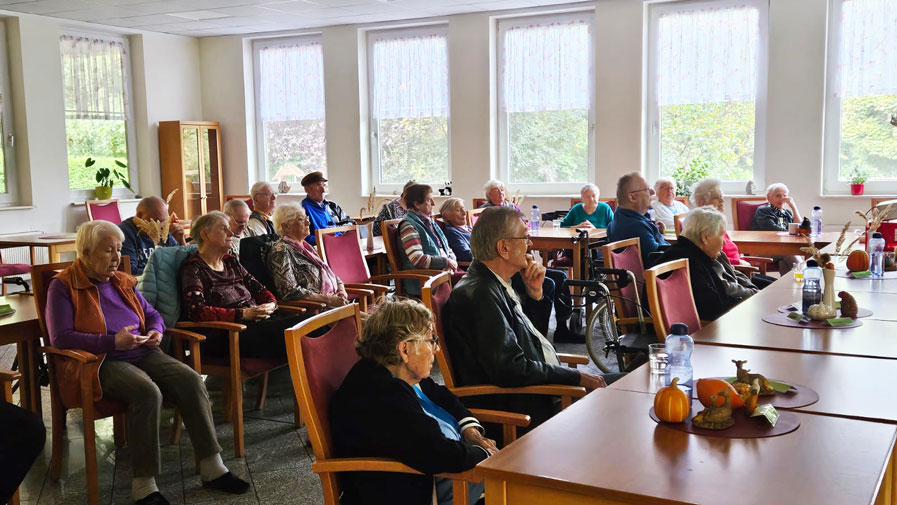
[726,230,840,257]
[359,236,386,276]
[0,232,77,263]
[529,227,606,281]
[775,269,897,293]
[479,388,896,505]
[0,294,41,417]
[611,345,897,424]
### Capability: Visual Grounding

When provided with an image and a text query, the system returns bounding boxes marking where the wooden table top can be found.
[0,232,76,246]
[727,230,840,245]
[478,388,895,505]
[358,236,385,257]
[611,345,897,424]
[0,294,39,345]
[774,269,897,293]
[530,226,607,240]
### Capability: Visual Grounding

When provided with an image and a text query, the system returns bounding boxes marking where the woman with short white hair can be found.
[749,183,803,274]
[480,179,520,210]
[651,177,689,229]
[49,220,249,505]
[656,206,758,321]
[560,183,614,229]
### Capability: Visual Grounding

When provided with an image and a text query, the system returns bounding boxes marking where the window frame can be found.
[251,33,326,187]
[365,24,452,195]
[60,29,138,200]
[495,11,596,195]
[0,22,19,206]
[644,0,769,196]
[822,0,897,195]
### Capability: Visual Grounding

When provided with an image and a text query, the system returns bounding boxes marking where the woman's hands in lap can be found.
[114,325,149,350]
[462,427,497,456]
[243,303,276,322]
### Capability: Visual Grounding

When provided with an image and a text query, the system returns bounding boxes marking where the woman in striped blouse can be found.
[398,184,458,295]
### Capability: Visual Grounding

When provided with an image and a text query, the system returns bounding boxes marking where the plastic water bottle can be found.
[811,206,823,236]
[665,323,693,394]
[802,260,822,314]
[530,205,541,231]
[870,232,885,277]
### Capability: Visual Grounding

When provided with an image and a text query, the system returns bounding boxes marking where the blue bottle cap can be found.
[670,323,689,335]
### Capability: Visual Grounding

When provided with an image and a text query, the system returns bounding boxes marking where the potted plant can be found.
[88,157,133,199]
[850,167,869,196]
[670,159,710,197]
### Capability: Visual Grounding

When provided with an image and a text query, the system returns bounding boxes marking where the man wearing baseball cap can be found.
[300,171,353,245]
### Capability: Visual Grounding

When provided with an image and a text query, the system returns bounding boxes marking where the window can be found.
[824,0,897,194]
[60,33,137,196]
[646,0,768,194]
[497,12,594,193]
[0,22,18,206]
[367,26,449,192]
[254,36,327,185]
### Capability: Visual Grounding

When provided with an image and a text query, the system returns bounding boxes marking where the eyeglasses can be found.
[405,336,440,350]
[629,188,655,195]
[502,236,532,245]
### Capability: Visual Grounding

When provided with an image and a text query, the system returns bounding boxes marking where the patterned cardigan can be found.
[266,238,343,301]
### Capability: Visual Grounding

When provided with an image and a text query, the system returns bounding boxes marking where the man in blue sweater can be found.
[606,172,669,265]
[119,196,186,275]
[300,171,353,246]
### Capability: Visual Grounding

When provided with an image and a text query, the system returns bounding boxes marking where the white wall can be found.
[0,13,202,235]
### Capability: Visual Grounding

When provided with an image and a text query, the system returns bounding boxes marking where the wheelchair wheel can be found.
[584,301,622,374]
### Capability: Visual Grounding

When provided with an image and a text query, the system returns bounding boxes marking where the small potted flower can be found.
[88,157,133,199]
[850,167,869,196]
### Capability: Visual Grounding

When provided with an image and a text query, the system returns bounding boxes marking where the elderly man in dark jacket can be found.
[444,206,608,430]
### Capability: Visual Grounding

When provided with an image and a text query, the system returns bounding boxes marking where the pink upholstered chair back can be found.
[85,199,122,224]
[735,200,766,231]
[646,259,701,339]
[421,272,456,388]
[602,238,645,319]
[318,226,369,284]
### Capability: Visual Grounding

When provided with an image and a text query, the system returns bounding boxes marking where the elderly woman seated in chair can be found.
[656,207,758,321]
[399,184,459,295]
[180,211,307,359]
[47,220,248,505]
[331,299,496,505]
[266,202,349,308]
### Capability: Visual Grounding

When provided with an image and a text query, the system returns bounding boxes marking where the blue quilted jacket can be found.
[137,244,198,329]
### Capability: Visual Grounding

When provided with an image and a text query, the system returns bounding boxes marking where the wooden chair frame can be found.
[285,304,528,505]
[31,260,205,505]
[421,273,588,413]
[2,369,23,505]
[466,208,486,227]
[730,196,767,231]
[315,225,398,311]
[600,237,654,336]
[380,219,443,296]
[644,258,703,339]
[472,198,487,209]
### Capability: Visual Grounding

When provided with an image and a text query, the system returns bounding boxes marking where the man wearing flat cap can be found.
[300,171,353,245]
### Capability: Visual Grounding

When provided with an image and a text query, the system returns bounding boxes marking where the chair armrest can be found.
[0,369,21,382]
[311,458,479,482]
[343,283,390,295]
[42,346,99,363]
[743,255,774,264]
[557,353,589,367]
[281,300,328,311]
[450,384,587,399]
[344,287,375,299]
[469,409,531,428]
[369,273,432,283]
[458,261,472,269]
[734,265,759,275]
[276,304,307,315]
[177,321,247,332]
[165,328,206,343]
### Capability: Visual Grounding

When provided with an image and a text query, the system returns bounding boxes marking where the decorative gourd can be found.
[654,377,690,423]
[696,378,744,408]
[807,303,836,321]
[847,249,870,272]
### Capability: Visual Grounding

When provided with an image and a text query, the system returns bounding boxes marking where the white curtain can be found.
[370,29,448,120]
[500,17,591,113]
[60,35,129,120]
[258,39,325,121]
[657,6,759,106]
[838,0,897,98]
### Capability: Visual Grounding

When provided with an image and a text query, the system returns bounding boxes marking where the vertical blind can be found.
[60,35,129,120]
[369,29,448,120]
[837,0,897,98]
[500,17,591,113]
[657,5,759,106]
[258,38,325,121]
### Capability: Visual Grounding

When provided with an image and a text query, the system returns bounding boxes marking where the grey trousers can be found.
[99,350,222,477]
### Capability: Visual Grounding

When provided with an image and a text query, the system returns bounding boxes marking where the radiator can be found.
[0,246,48,265]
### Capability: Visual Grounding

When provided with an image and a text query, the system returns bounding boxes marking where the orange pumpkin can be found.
[847,249,870,272]
[696,378,744,408]
[654,377,690,423]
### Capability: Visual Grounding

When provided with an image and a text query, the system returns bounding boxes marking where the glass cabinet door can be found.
[201,127,221,211]
[181,126,203,220]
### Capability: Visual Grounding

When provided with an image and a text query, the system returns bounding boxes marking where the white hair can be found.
[250,181,273,198]
[272,202,307,236]
[190,211,228,247]
[580,183,599,197]
[766,183,789,198]
[223,198,250,216]
[483,179,506,196]
[76,220,124,259]
[439,197,464,216]
[654,177,676,190]
[680,206,727,243]
[690,178,723,206]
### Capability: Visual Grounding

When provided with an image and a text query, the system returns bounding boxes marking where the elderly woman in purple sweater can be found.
[45,221,248,505]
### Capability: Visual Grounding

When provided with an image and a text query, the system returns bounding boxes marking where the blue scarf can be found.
[412,384,461,441]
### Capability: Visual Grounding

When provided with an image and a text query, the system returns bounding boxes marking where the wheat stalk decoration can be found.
[133,189,180,246]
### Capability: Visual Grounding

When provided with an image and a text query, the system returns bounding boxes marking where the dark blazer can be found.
[657,236,758,321]
[330,358,487,505]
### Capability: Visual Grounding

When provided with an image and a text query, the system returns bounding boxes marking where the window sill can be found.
[70,198,142,206]
[0,205,35,211]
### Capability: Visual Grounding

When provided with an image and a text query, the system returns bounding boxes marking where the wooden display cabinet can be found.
[159,121,223,222]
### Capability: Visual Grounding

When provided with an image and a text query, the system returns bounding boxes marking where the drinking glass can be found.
[648,343,668,375]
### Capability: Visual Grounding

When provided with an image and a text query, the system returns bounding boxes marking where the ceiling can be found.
[0,0,579,37]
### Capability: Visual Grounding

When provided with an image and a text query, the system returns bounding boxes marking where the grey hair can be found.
[690,178,723,206]
[223,198,250,216]
[654,177,676,190]
[439,197,464,216]
[483,179,506,196]
[356,299,434,367]
[190,211,228,247]
[580,183,599,197]
[680,206,727,243]
[272,202,306,236]
[615,171,643,202]
[76,220,124,259]
[470,206,524,261]
[250,181,273,198]
[766,183,789,198]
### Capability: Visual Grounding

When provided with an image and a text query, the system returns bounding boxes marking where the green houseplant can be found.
[88,157,133,199]
[670,159,710,197]
[850,167,870,196]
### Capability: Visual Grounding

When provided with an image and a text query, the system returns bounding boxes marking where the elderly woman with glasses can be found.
[266,202,348,308]
[331,299,496,505]
[479,179,520,210]
[49,220,248,505]
[656,206,758,321]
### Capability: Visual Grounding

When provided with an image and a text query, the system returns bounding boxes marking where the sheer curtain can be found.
[59,35,129,120]
[500,16,591,113]
[837,0,897,98]
[657,5,759,106]
[258,38,325,121]
[369,28,448,120]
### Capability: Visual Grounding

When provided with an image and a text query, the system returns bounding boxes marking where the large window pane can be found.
[839,95,897,180]
[263,119,326,183]
[508,109,588,184]
[377,116,447,184]
[65,119,128,190]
